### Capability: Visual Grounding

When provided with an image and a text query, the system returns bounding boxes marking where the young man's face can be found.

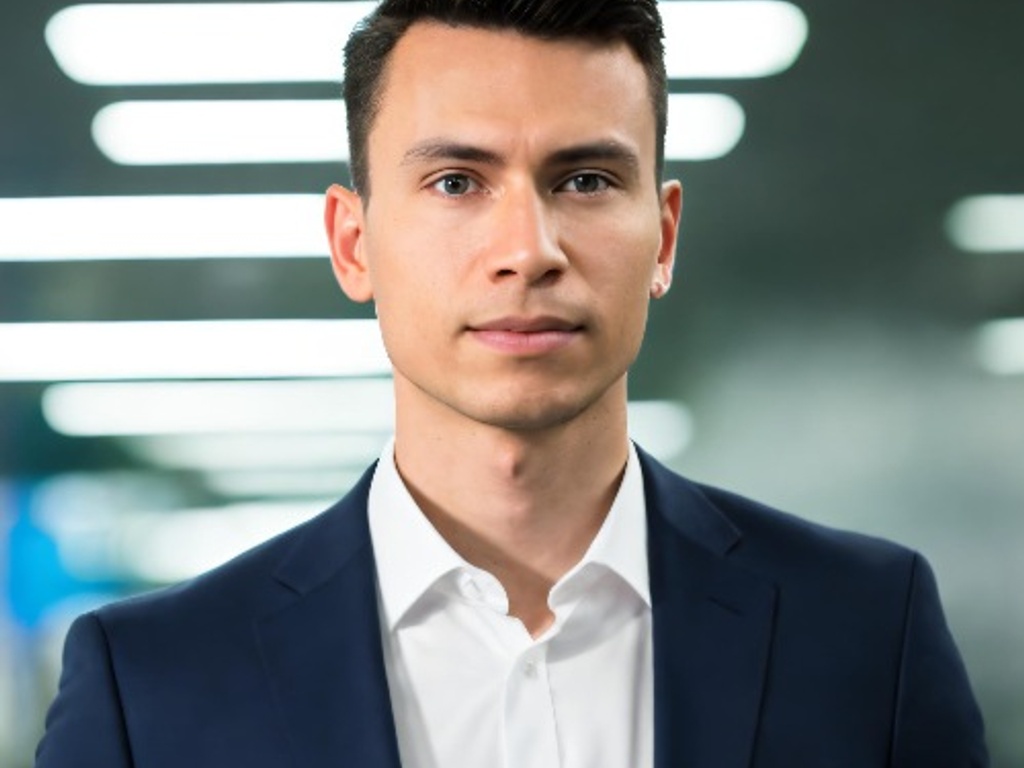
[327,21,681,433]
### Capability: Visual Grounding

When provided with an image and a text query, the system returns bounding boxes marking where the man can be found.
[36,1,988,766]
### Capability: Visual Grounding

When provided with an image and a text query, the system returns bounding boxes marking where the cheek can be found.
[365,245,462,362]
[573,215,662,292]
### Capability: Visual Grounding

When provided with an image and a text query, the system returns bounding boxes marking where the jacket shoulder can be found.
[694,480,917,576]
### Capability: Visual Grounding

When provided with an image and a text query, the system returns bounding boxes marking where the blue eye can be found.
[434,174,476,196]
[558,173,610,194]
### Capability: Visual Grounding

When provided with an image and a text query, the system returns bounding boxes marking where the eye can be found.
[432,173,478,197]
[556,173,612,195]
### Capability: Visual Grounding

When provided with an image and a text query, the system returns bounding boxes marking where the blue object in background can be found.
[2,482,113,631]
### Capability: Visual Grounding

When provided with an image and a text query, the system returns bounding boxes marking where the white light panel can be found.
[0,319,390,381]
[91,93,742,166]
[93,100,350,165]
[0,194,325,261]
[46,2,375,86]
[946,195,1024,253]
[976,319,1024,375]
[46,1,807,86]
[661,1,807,78]
[124,433,390,470]
[119,500,336,582]
[44,378,395,434]
[666,94,745,161]
[627,400,694,460]
[203,468,365,498]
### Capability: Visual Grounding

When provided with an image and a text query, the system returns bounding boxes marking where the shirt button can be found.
[460,575,482,600]
[522,660,538,678]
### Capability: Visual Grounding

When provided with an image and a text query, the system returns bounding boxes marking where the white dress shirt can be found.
[368,440,653,768]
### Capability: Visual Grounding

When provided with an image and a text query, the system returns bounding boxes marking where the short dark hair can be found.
[343,0,667,197]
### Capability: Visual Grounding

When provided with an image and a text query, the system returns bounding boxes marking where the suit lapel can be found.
[639,450,777,768]
[255,467,402,768]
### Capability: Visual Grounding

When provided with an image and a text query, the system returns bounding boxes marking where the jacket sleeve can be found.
[35,611,135,768]
[890,553,989,767]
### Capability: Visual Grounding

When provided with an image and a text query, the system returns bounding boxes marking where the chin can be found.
[463,391,603,434]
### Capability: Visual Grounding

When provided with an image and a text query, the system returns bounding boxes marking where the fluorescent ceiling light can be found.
[47,2,807,86]
[666,94,745,161]
[44,378,395,435]
[45,2,376,86]
[1,319,390,381]
[94,101,349,165]
[118,500,336,582]
[946,195,1024,253]
[627,400,694,460]
[0,194,325,261]
[976,319,1024,375]
[92,93,741,166]
[123,433,390,470]
[203,468,365,499]
[661,1,807,79]
[31,474,334,582]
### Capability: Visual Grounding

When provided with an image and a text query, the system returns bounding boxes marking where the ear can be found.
[325,183,374,303]
[651,180,683,299]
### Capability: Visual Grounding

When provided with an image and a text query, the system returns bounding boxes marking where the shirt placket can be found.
[503,642,560,768]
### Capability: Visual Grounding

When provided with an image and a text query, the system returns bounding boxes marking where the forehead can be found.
[368,22,657,170]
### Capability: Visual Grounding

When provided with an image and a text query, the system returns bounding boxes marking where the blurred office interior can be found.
[1,0,1023,765]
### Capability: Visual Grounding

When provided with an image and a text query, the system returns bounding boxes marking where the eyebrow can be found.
[547,141,641,177]
[400,138,642,179]
[401,141,503,167]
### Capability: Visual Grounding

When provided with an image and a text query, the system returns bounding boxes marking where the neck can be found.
[392,376,631,636]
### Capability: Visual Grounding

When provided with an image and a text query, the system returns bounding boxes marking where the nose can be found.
[484,185,567,286]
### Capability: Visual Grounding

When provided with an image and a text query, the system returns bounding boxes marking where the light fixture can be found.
[46,1,807,86]
[43,378,396,434]
[203,468,366,499]
[661,1,807,78]
[946,195,1024,253]
[976,319,1024,375]
[666,94,745,161]
[122,433,390,470]
[118,500,337,582]
[0,194,326,261]
[90,93,742,166]
[627,400,694,460]
[93,100,349,165]
[1,319,390,381]
[45,2,375,86]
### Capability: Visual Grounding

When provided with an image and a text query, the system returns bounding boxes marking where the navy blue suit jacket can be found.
[36,449,988,767]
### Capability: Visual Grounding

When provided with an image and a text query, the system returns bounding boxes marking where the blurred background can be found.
[1,0,1022,764]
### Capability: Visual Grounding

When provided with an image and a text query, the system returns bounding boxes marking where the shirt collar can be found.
[368,438,650,632]
[571,441,650,607]
[368,438,466,632]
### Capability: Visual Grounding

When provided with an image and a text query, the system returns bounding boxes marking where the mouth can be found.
[471,315,581,333]
[467,315,584,354]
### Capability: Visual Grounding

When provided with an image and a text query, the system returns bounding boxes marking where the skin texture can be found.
[326,22,682,635]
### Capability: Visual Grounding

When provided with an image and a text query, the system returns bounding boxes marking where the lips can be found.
[467,315,583,354]
[470,315,581,333]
